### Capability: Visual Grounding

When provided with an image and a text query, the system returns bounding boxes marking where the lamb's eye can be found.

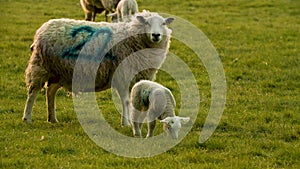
[170,120,174,124]
[162,22,166,26]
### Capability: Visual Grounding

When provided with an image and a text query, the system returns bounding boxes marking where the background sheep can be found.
[80,0,120,21]
[130,80,190,139]
[108,0,139,22]
[80,0,105,21]
[22,11,174,127]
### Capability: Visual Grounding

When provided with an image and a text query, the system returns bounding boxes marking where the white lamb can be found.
[108,0,139,22]
[22,11,174,127]
[130,80,190,139]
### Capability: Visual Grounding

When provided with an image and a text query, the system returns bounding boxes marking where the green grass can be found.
[0,0,299,168]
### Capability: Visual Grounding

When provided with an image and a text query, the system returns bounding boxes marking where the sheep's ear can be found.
[179,117,190,124]
[165,17,175,25]
[136,16,147,24]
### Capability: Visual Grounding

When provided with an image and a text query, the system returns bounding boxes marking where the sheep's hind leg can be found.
[23,86,41,123]
[121,98,131,127]
[46,83,61,123]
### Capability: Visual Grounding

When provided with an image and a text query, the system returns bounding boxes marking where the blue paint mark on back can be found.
[62,26,113,62]
[70,26,97,38]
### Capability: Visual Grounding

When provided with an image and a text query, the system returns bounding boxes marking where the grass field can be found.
[0,0,299,168]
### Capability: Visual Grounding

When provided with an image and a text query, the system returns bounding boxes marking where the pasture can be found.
[0,0,299,168]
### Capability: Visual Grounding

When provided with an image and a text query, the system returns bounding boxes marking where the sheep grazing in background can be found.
[22,11,174,127]
[80,0,120,22]
[130,80,190,139]
[80,0,105,21]
[108,0,139,22]
[100,0,121,21]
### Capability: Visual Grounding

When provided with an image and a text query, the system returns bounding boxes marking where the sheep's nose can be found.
[152,33,161,41]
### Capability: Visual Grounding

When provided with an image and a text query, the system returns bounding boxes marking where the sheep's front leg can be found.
[85,10,93,21]
[23,86,41,123]
[46,83,60,123]
[146,110,157,138]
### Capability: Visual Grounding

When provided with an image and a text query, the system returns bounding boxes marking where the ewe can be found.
[22,11,174,127]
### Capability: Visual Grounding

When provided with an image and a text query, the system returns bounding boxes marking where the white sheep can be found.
[22,11,174,127]
[108,0,139,22]
[80,0,120,22]
[130,80,190,139]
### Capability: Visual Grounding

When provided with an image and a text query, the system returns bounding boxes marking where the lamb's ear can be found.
[179,117,190,124]
[165,17,175,25]
[136,15,147,24]
[160,117,171,124]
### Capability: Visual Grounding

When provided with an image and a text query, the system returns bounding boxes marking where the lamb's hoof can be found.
[22,118,32,123]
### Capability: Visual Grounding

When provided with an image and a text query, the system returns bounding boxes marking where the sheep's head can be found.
[136,15,174,44]
[160,116,190,139]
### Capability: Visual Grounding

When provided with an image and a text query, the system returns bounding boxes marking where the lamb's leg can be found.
[146,110,157,138]
[132,109,146,137]
[46,83,60,123]
[23,86,41,123]
[146,120,156,138]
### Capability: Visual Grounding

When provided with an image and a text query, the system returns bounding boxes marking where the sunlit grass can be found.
[0,0,299,168]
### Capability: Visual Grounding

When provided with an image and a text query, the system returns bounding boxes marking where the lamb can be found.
[108,0,139,22]
[80,0,120,22]
[22,11,175,127]
[130,80,190,139]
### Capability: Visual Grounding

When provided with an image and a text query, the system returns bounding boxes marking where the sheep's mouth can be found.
[151,33,162,43]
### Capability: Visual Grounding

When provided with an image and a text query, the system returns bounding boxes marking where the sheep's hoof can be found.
[47,119,58,123]
[22,118,32,123]
[121,118,131,127]
[122,121,131,127]
[134,134,142,138]
[146,135,153,139]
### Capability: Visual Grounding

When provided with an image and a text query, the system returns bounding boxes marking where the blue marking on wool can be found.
[70,26,97,38]
[62,26,113,62]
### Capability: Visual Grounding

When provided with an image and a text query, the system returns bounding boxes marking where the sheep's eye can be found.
[162,22,166,26]
[169,120,174,124]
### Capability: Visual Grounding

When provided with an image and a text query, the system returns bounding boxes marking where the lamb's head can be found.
[136,15,174,44]
[160,116,190,139]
